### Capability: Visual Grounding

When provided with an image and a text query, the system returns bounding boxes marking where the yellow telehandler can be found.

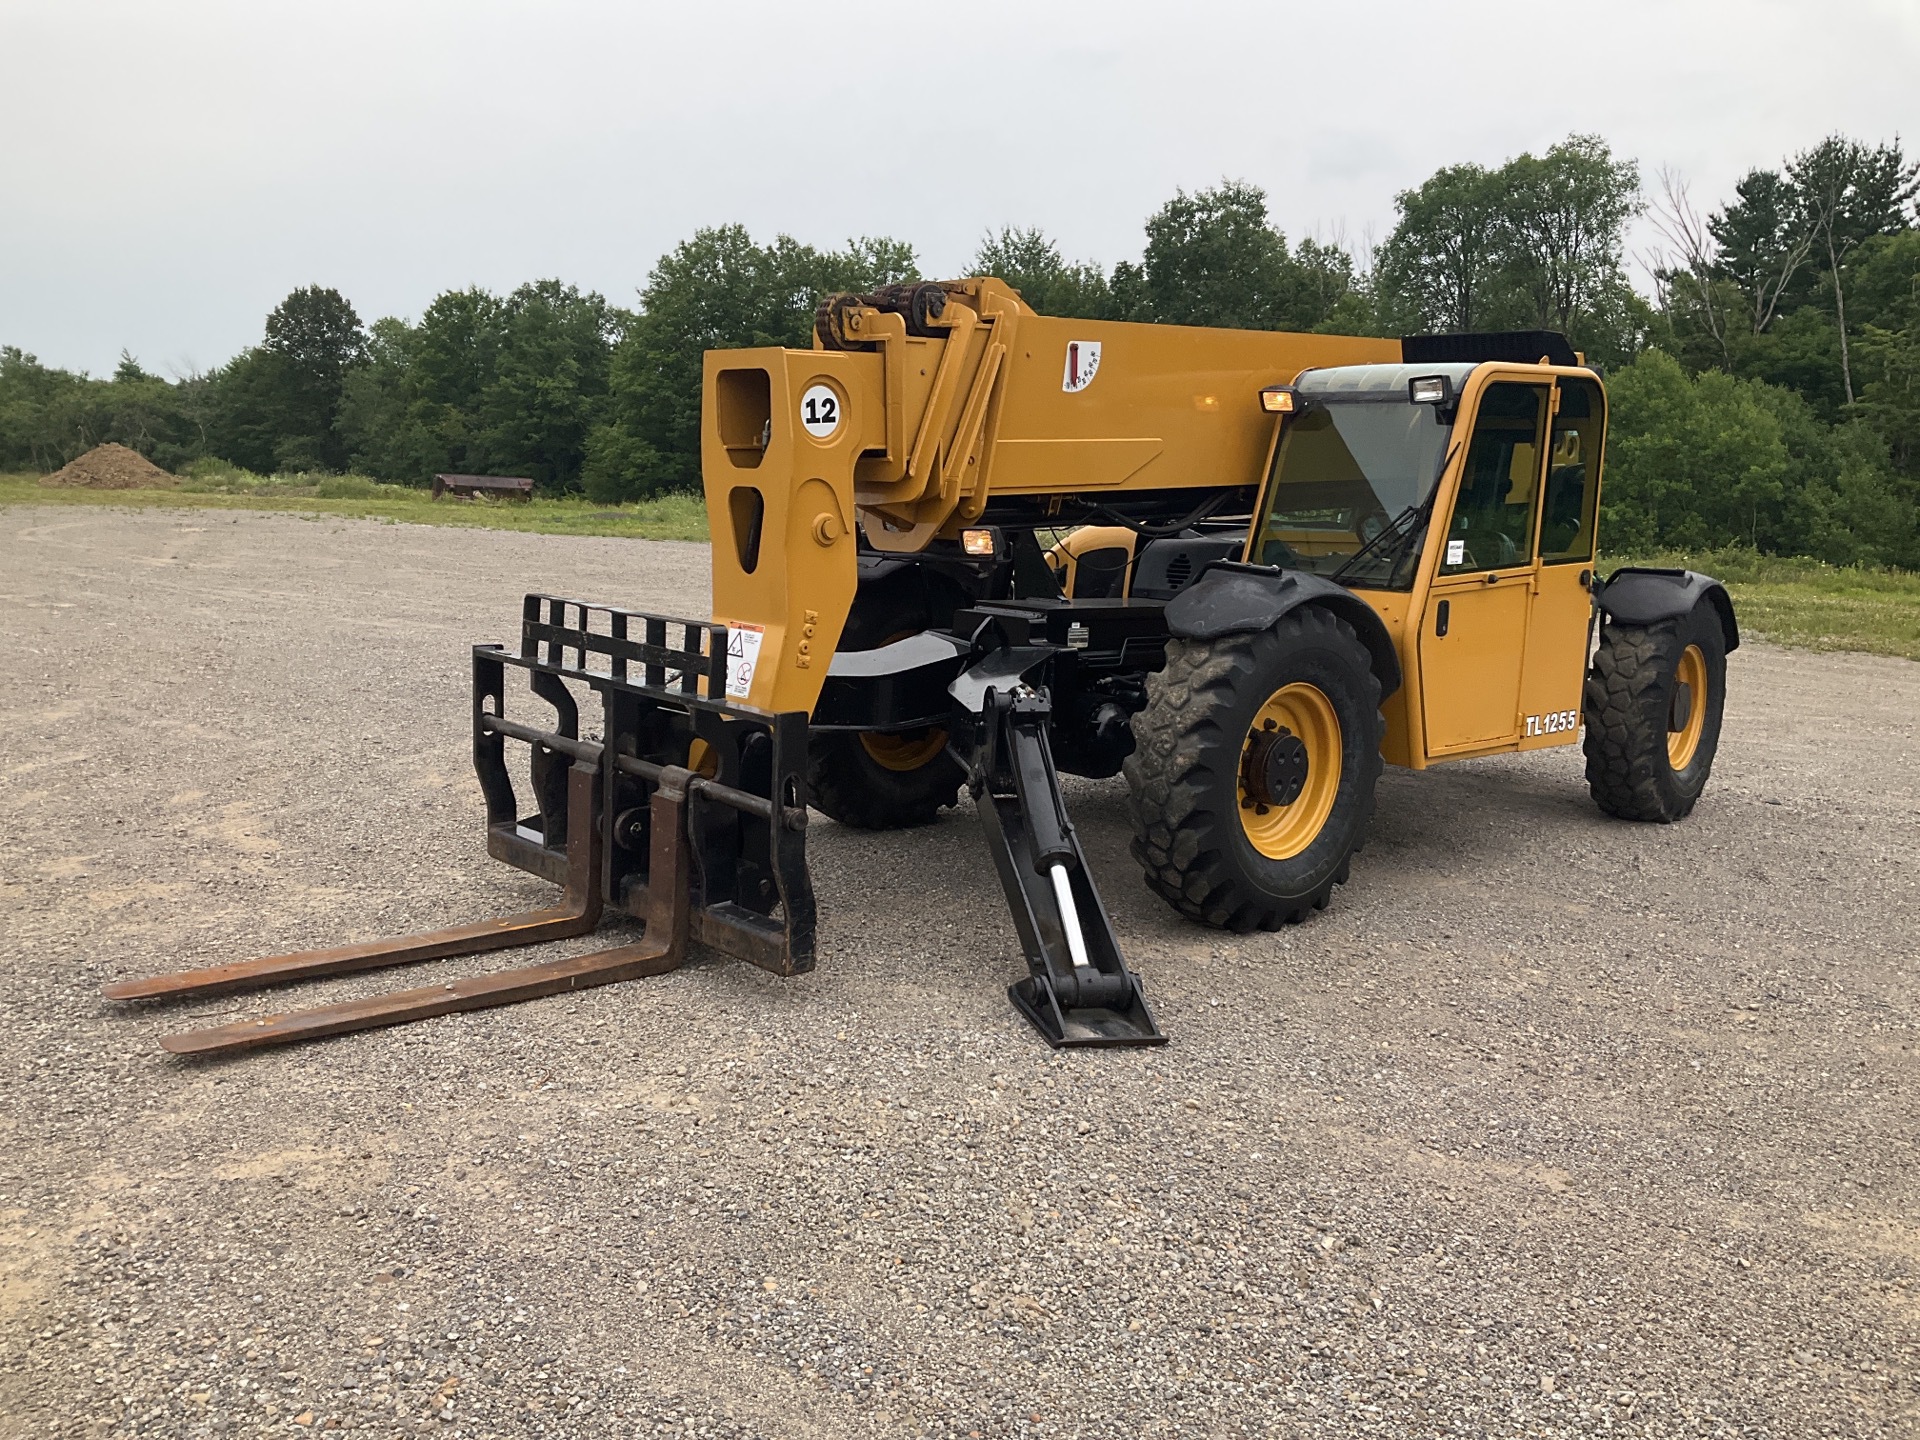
[107,279,1737,1053]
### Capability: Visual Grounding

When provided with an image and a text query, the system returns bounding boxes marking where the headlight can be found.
[961,528,998,557]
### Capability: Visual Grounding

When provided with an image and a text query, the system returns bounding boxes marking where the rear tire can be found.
[807,576,965,830]
[1125,607,1384,931]
[1583,599,1727,822]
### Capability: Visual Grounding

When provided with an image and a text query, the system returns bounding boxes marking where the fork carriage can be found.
[476,595,815,977]
[102,597,811,1054]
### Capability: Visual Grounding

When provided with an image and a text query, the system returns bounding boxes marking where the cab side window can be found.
[1438,382,1548,575]
[1541,377,1604,564]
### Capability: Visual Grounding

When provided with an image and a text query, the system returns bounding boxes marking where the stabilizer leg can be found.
[964,683,1165,1049]
[157,771,694,1057]
[102,761,606,1004]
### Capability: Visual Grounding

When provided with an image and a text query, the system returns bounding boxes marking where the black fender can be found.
[1599,567,1739,653]
[856,554,916,586]
[852,553,979,627]
[1162,561,1403,698]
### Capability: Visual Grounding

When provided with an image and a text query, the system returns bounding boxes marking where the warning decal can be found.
[1062,340,1102,393]
[724,623,765,700]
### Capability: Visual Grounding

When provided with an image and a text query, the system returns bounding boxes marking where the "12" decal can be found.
[800,383,841,438]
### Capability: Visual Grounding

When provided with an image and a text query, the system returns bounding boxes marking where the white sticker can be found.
[1446,538,1466,566]
[1061,339,1102,393]
[724,623,765,700]
[1525,709,1581,737]
[799,383,841,438]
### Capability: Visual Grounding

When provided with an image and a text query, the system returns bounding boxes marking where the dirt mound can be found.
[40,443,178,491]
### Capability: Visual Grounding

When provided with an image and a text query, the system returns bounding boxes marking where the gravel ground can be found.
[3,505,1918,1440]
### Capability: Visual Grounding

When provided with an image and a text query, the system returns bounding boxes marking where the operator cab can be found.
[1250,357,1608,764]
[1251,359,1603,589]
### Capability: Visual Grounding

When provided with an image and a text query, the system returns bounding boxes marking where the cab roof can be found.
[1294,361,1479,399]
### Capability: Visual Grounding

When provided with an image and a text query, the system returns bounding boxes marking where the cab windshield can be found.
[1254,396,1456,590]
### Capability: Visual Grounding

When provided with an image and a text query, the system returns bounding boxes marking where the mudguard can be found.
[1162,561,1403,697]
[857,554,915,586]
[1599,568,1740,652]
[811,630,969,730]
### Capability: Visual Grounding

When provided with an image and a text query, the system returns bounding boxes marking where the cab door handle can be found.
[1435,599,1450,637]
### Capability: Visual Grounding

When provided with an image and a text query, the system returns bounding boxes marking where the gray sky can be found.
[4,0,1917,376]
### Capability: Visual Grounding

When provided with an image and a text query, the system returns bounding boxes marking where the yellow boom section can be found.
[700,278,1399,716]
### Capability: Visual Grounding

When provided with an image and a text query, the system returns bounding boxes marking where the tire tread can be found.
[1582,603,1726,823]
[1125,607,1383,931]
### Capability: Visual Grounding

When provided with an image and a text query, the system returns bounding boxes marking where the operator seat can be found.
[1540,463,1586,555]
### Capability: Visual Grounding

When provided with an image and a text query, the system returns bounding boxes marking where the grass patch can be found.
[0,467,710,542]
[1607,548,1920,662]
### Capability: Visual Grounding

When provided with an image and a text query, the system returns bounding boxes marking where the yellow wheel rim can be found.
[1668,643,1708,770]
[859,728,949,773]
[1238,682,1342,861]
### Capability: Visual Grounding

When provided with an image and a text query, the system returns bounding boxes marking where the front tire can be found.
[807,726,963,830]
[1583,599,1728,822]
[1125,607,1385,931]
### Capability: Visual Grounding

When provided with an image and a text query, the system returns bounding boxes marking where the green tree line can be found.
[4,132,1916,564]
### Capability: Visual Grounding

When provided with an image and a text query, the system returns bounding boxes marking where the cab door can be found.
[1516,375,1607,747]
[1418,380,1549,755]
